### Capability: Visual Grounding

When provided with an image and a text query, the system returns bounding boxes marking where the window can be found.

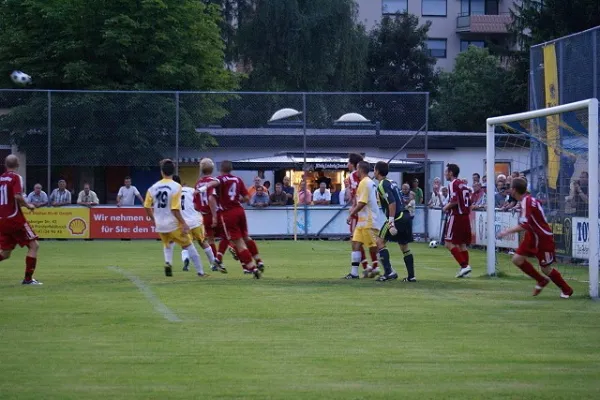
[426,39,447,58]
[422,0,446,17]
[382,0,408,14]
[460,40,485,52]
[460,0,499,15]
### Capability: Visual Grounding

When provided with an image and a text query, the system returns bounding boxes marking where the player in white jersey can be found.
[344,161,381,279]
[172,175,222,273]
[143,160,206,277]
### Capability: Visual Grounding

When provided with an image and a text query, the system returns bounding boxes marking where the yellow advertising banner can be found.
[22,207,91,239]
[543,43,560,190]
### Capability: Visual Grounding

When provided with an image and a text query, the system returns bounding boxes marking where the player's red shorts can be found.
[202,213,222,239]
[220,207,248,241]
[0,218,38,250]
[516,231,556,267]
[444,214,472,245]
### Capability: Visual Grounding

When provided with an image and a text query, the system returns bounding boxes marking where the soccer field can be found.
[1,240,599,400]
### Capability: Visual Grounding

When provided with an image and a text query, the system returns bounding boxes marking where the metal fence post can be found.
[302,92,308,238]
[175,91,180,174]
[47,90,52,193]
[593,31,598,100]
[558,40,564,105]
[423,92,430,240]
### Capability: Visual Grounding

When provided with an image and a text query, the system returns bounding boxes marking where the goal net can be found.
[486,99,599,298]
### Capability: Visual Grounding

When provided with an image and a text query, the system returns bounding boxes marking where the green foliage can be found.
[0,0,235,165]
[365,14,438,94]
[430,46,521,132]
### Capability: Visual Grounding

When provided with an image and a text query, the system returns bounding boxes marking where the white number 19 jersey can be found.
[181,186,203,229]
[144,178,183,233]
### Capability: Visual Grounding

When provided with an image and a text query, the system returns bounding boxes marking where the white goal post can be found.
[486,98,599,299]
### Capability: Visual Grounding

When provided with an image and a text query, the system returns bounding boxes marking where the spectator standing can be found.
[282,176,295,205]
[412,178,423,204]
[315,171,332,189]
[250,186,270,208]
[471,182,485,209]
[248,176,267,198]
[117,177,143,206]
[472,173,481,185]
[263,180,271,194]
[428,184,444,208]
[27,184,48,208]
[482,174,487,188]
[297,181,312,205]
[49,179,72,207]
[77,183,99,207]
[440,186,449,206]
[313,182,331,205]
[330,184,340,205]
[269,183,288,206]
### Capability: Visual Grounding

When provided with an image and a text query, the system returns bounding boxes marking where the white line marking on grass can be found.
[107,266,182,323]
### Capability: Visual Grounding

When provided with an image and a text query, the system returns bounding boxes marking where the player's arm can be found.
[197,179,220,194]
[16,193,34,211]
[497,223,525,238]
[348,183,367,218]
[143,190,155,223]
[383,183,398,223]
[208,193,218,227]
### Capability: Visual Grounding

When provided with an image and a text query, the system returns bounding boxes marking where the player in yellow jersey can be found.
[172,175,225,274]
[344,161,381,279]
[144,159,206,277]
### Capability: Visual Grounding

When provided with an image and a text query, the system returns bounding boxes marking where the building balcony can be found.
[456,13,512,34]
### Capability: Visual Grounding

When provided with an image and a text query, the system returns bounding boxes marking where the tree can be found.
[0,0,236,166]
[430,46,521,132]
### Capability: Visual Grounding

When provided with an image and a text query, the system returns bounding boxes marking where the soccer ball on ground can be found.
[10,70,32,85]
[428,240,438,248]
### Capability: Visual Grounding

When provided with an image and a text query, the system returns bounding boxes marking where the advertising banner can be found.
[90,208,157,239]
[24,207,90,239]
[571,217,600,260]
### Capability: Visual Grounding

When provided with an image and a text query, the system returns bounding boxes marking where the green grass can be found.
[1,240,599,400]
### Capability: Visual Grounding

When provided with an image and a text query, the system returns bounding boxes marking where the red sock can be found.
[518,260,546,284]
[450,247,467,268]
[238,248,255,270]
[369,248,379,269]
[246,239,262,263]
[209,243,217,257]
[360,247,368,269]
[217,240,229,262]
[461,250,469,265]
[548,268,573,293]
[25,256,37,281]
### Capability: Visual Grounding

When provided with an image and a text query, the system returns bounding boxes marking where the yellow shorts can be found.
[352,227,378,248]
[159,228,193,248]
[190,225,205,242]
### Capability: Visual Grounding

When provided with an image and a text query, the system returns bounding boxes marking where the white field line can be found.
[107,266,182,322]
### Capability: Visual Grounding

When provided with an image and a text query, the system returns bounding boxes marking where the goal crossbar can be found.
[485,98,599,298]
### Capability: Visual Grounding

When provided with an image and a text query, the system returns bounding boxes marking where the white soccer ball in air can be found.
[429,240,438,248]
[10,70,32,85]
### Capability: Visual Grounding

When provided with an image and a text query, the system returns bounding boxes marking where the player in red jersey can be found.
[347,153,379,277]
[0,155,42,285]
[443,163,473,278]
[498,178,573,298]
[198,160,263,278]
[194,158,231,273]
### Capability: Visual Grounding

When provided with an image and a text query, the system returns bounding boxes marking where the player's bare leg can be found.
[445,241,471,278]
[22,240,42,285]
[244,236,265,272]
[233,238,260,279]
[540,264,573,298]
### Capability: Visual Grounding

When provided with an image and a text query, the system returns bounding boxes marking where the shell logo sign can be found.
[68,217,88,235]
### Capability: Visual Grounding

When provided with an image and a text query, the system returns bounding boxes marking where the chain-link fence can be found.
[0,90,429,237]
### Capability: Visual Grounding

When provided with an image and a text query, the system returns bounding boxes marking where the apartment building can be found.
[356,0,518,70]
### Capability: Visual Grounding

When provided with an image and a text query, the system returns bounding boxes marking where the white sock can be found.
[351,251,361,276]
[185,245,204,275]
[181,249,189,263]
[204,246,215,264]
[164,243,174,265]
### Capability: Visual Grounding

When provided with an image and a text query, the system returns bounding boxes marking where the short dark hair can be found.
[221,160,233,173]
[446,163,460,178]
[275,182,282,187]
[512,177,528,194]
[375,161,389,177]
[160,159,175,176]
[348,153,363,168]
[357,161,370,175]
[473,173,481,179]
[124,176,131,181]
[172,175,181,184]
